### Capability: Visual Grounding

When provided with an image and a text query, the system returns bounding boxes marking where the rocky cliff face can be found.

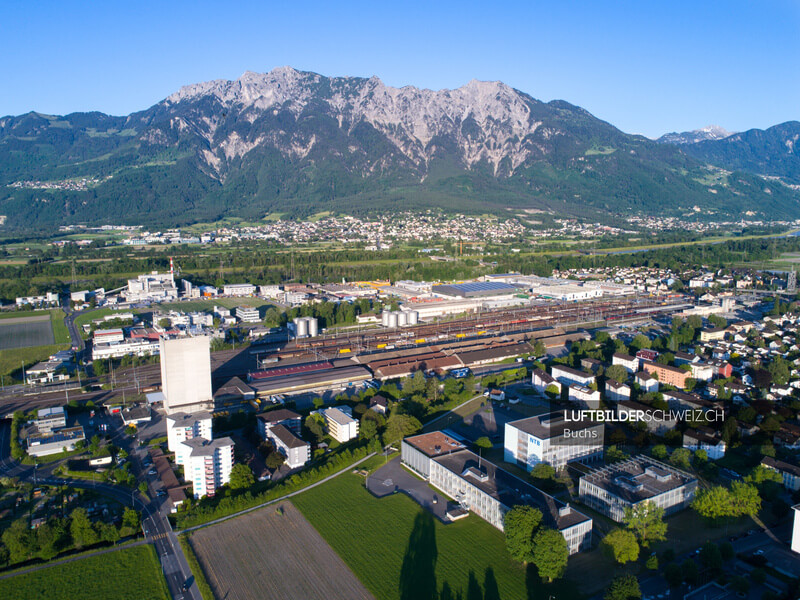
[147,67,563,178]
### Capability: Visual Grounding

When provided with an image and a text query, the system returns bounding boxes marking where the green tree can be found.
[229,463,255,490]
[664,563,682,587]
[359,417,378,440]
[601,529,640,565]
[699,542,723,572]
[651,444,668,460]
[98,522,120,545]
[682,559,699,585]
[692,486,733,520]
[645,554,658,570]
[730,481,761,517]
[544,384,560,399]
[503,506,542,563]
[531,528,568,583]
[383,413,422,445]
[531,462,556,481]
[474,436,493,451]
[2,519,35,564]
[121,507,140,531]
[70,508,99,549]
[305,414,325,442]
[622,502,667,546]
[312,397,325,410]
[668,448,692,469]
[265,451,286,469]
[605,575,642,600]
[605,364,628,384]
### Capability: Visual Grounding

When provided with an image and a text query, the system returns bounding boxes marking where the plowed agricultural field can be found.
[188,501,373,600]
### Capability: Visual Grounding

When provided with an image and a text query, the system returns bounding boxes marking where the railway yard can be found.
[0,295,690,416]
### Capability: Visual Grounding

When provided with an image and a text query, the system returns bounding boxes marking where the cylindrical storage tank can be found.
[381,310,390,327]
[295,317,309,338]
[397,311,408,327]
[387,312,399,328]
[307,317,319,337]
[407,310,419,325]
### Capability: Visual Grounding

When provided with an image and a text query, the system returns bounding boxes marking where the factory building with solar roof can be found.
[431,281,521,299]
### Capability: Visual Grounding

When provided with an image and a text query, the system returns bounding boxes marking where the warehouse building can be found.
[431,281,520,299]
[401,431,466,479]
[578,456,698,522]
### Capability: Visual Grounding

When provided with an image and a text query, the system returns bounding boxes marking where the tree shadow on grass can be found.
[400,512,439,600]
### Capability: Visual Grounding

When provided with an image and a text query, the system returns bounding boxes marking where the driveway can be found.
[366,456,453,523]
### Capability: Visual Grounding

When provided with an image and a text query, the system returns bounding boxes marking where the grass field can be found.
[49,309,71,344]
[0,318,55,349]
[291,472,561,600]
[72,307,119,330]
[0,343,70,380]
[189,502,372,600]
[0,545,170,600]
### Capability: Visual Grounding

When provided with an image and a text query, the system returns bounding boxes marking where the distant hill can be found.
[670,121,800,185]
[657,125,734,145]
[0,67,798,231]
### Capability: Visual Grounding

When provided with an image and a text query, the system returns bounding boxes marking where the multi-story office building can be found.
[235,306,260,323]
[578,456,698,522]
[504,411,604,471]
[424,446,593,554]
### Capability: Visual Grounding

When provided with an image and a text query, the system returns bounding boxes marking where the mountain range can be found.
[0,66,798,232]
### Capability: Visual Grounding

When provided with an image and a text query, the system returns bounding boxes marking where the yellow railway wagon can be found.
[339,348,351,354]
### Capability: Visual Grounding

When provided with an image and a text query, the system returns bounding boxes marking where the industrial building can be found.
[125,271,178,303]
[27,427,86,457]
[401,433,593,554]
[578,456,698,522]
[432,281,520,299]
[504,411,604,471]
[160,335,213,414]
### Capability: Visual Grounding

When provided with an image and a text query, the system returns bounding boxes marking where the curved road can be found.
[0,420,199,600]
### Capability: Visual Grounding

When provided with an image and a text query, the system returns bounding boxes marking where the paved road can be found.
[0,419,199,600]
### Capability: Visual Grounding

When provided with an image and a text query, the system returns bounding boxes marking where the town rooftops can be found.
[507,410,599,440]
[166,411,212,427]
[404,431,465,458]
[580,456,696,504]
[213,376,254,398]
[684,427,724,446]
[268,424,307,449]
[761,456,800,477]
[37,406,66,419]
[550,365,594,379]
[180,436,234,457]
[432,449,590,531]
[612,352,637,362]
[257,408,302,425]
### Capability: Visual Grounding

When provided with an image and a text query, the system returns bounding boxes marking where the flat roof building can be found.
[578,456,698,522]
[431,281,519,299]
[322,407,359,443]
[504,411,604,471]
[428,448,593,554]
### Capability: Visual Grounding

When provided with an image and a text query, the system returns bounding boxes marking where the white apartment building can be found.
[531,369,561,395]
[504,411,604,471]
[568,385,601,410]
[612,353,639,374]
[322,407,359,443]
[236,306,260,323]
[180,437,235,499]
[683,427,727,460]
[550,365,595,388]
[167,411,213,458]
[223,283,256,296]
[265,424,310,469]
[605,381,631,403]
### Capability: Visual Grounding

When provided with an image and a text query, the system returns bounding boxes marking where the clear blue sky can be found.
[1,0,797,138]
